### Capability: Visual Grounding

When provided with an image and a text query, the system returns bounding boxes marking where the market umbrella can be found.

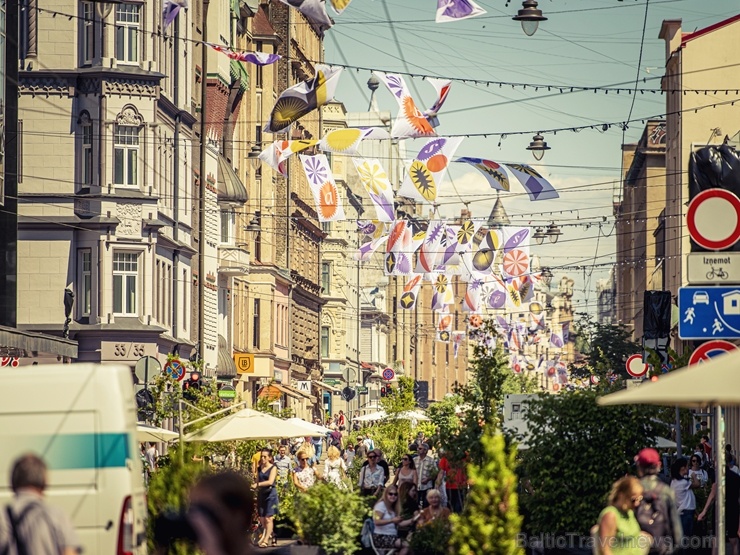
[184,409,311,442]
[285,418,332,437]
[354,410,386,422]
[353,410,430,423]
[598,348,740,555]
[136,422,179,443]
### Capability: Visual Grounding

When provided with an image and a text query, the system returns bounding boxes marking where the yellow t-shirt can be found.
[251,452,262,470]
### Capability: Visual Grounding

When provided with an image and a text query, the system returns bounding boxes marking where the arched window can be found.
[114,106,143,187]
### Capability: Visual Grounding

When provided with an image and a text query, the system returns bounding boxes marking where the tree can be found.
[449,428,524,555]
[519,389,667,537]
[570,315,641,380]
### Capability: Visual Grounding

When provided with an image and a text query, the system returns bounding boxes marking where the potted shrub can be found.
[288,482,368,554]
[409,520,452,555]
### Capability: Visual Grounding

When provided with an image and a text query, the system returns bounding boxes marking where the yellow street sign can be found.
[234,353,255,374]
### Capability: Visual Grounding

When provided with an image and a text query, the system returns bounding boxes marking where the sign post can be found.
[687,189,740,250]
[678,287,740,340]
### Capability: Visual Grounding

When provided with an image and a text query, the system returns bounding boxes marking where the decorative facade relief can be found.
[116,105,144,126]
[116,203,142,236]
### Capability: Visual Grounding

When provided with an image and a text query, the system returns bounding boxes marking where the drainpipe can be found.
[198,0,210,362]
[171,15,180,339]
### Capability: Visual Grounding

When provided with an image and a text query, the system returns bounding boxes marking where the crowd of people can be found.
[594,444,740,555]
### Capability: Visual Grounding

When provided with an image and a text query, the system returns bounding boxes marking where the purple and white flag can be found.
[352,158,395,222]
[163,0,187,30]
[436,0,486,24]
[207,43,281,66]
[504,163,559,201]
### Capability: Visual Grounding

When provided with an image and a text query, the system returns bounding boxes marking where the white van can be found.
[0,363,147,554]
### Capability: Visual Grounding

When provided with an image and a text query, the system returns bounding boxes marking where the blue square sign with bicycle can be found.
[678,286,740,339]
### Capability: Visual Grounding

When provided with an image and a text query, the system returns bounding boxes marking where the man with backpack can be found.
[0,453,81,555]
[635,448,683,555]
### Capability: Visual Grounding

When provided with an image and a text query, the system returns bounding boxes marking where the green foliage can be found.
[429,336,515,465]
[381,375,416,415]
[287,482,369,555]
[519,389,667,536]
[449,429,523,555]
[410,520,452,555]
[146,444,208,554]
[570,315,641,380]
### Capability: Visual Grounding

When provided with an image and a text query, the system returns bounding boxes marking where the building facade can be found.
[16,0,196,365]
[614,119,667,339]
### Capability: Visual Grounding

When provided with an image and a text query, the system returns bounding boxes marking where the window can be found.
[220,210,231,244]
[321,262,331,294]
[113,252,138,315]
[115,4,140,63]
[322,222,332,233]
[255,41,264,88]
[79,249,92,316]
[82,118,93,185]
[114,125,139,186]
[252,299,260,349]
[321,326,330,358]
[82,2,95,64]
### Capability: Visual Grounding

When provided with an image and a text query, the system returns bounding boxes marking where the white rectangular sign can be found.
[687,253,740,284]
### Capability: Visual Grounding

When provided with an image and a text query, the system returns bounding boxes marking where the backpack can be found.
[635,481,673,554]
[1,503,39,555]
[360,518,375,548]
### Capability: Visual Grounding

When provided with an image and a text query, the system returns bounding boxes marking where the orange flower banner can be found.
[300,154,346,222]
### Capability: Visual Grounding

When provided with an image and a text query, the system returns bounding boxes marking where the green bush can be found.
[288,482,369,554]
[449,429,523,555]
[410,520,452,555]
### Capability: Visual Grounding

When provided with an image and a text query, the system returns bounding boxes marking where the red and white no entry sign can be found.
[688,340,739,366]
[687,189,740,251]
[625,354,649,378]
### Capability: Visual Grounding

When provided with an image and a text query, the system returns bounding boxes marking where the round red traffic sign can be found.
[625,354,649,378]
[688,339,739,366]
[164,359,186,381]
[382,367,395,381]
[687,189,740,250]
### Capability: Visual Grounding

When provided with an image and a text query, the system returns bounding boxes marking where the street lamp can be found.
[541,267,553,287]
[245,213,260,238]
[512,0,547,37]
[533,227,546,245]
[546,223,562,244]
[526,133,550,161]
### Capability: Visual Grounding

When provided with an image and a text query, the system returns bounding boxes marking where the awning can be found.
[314,380,341,394]
[258,385,287,401]
[0,325,78,359]
[217,155,248,204]
[279,383,317,403]
[216,335,238,377]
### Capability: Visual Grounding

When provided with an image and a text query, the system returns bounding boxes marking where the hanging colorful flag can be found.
[258,140,317,176]
[550,326,565,348]
[456,220,480,253]
[437,310,453,343]
[352,158,395,222]
[398,273,423,309]
[416,220,446,273]
[431,274,455,310]
[398,137,463,204]
[469,228,500,274]
[356,235,387,262]
[452,331,465,358]
[300,154,345,222]
[374,72,436,139]
[436,0,486,23]
[163,0,187,29]
[455,157,510,192]
[384,220,414,276]
[500,227,531,278]
[264,65,342,133]
[206,43,281,66]
[319,127,389,155]
[487,277,507,309]
[504,163,559,201]
[278,0,333,37]
[562,321,571,344]
[329,0,352,14]
[423,78,452,128]
[462,278,484,312]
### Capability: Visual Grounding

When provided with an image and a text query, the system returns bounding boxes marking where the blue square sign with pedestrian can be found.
[678,286,740,339]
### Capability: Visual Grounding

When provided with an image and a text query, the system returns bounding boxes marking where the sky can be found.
[322,0,740,316]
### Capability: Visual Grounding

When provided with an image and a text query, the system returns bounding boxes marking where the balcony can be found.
[218,245,250,276]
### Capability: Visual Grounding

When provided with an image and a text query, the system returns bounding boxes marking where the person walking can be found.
[273,445,292,482]
[255,449,278,548]
[311,434,324,466]
[669,458,699,538]
[635,448,682,555]
[323,446,347,489]
[414,443,438,509]
[292,452,316,493]
[343,443,356,468]
[438,454,467,514]
[0,453,81,555]
[393,454,418,488]
[595,476,649,555]
[359,451,386,497]
[698,459,740,555]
